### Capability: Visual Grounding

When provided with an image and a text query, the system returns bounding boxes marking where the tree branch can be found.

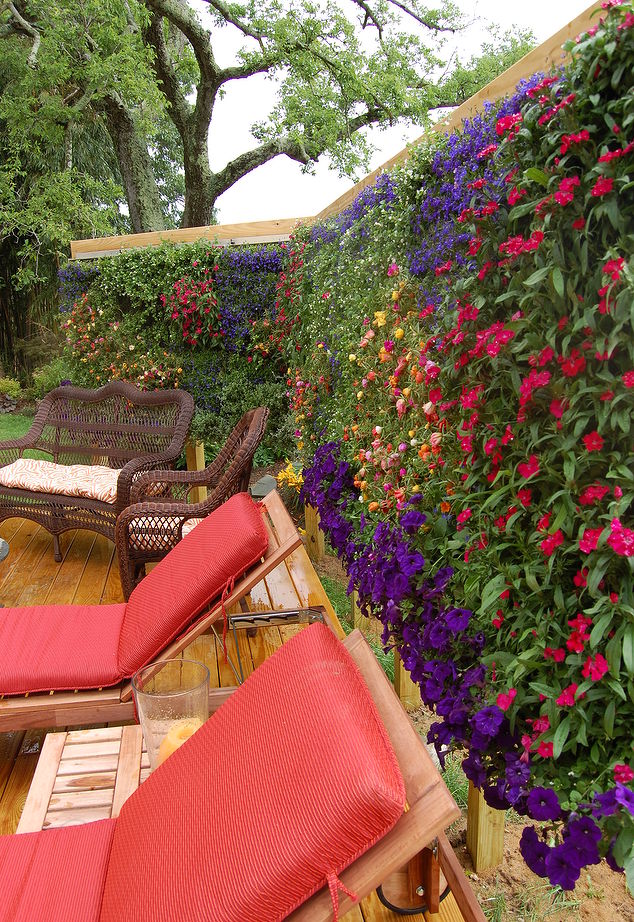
[143,11,192,136]
[5,1,41,66]
[384,0,458,33]
[200,0,266,48]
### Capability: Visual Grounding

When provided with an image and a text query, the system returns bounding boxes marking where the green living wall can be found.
[295,1,634,891]
[56,241,298,459]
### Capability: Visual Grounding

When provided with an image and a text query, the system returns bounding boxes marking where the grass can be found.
[0,411,51,460]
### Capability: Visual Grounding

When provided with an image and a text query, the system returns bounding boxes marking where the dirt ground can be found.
[311,549,634,922]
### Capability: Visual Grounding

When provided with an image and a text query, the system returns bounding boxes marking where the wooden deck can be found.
[0,515,468,922]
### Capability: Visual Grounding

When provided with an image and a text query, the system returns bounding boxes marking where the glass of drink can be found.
[132,659,209,771]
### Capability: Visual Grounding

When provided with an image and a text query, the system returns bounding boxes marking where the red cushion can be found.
[100,623,405,922]
[0,604,125,695]
[118,493,268,676]
[0,819,115,922]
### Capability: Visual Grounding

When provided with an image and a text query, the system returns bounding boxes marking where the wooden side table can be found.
[17,725,147,833]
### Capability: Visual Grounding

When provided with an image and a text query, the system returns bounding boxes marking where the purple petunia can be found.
[520,827,549,877]
[445,607,472,632]
[563,816,601,866]
[527,786,561,821]
[545,841,583,890]
[471,705,504,738]
[400,509,427,532]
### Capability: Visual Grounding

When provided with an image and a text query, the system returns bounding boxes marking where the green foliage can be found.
[0,378,21,399]
[30,357,74,398]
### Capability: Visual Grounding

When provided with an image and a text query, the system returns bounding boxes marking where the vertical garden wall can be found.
[294,1,634,890]
[56,241,296,457]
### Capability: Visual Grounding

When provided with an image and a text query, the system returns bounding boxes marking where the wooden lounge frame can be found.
[16,628,486,922]
[0,490,301,732]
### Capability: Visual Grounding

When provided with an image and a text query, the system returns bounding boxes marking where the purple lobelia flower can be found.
[527,786,561,821]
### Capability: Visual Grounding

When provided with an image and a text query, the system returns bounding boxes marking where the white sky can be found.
[209,0,594,224]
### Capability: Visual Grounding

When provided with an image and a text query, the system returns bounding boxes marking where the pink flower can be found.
[496,688,517,711]
[614,764,634,783]
[591,176,614,197]
[537,742,554,758]
[536,512,551,532]
[544,647,566,663]
[549,398,566,419]
[457,508,472,526]
[508,187,527,205]
[607,518,634,557]
[540,530,564,556]
[556,684,578,707]
[583,431,604,452]
[517,488,532,507]
[579,527,603,553]
[387,262,399,277]
[477,143,498,159]
[623,371,634,388]
[518,455,540,479]
[581,653,609,681]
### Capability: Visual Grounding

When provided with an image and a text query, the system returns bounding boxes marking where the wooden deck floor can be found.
[0,516,466,922]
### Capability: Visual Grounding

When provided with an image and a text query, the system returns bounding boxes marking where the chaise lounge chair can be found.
[0,623,485,922]
[0,490,301,731]
[116,406,270,598]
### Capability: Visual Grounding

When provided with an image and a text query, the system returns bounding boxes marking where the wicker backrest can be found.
[207,407,270,496]
[28,382,194,469]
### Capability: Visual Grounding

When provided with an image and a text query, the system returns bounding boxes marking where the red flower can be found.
[556,684,578,707]
[540,529,564,556]
[572,216,586,230]
[579,483,609,505]
[607,518,634,557]
[623,371,634,388]
[537,742,554,758]
[476,144,498,159]
[536,512,551,532]
[591,176,614,197]
[544,647,566,662]
[559,349,586,377]
[581,653,609,681]
[579,527,603,553]
[517,488,532,507]
[518,455,540,479]
[582,431,604,452]
[507,187,527,205]
[549,398,566,419]
[496,688,517,711]
[614,764,634,783]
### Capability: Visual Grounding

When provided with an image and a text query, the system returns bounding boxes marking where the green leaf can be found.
[525,167,549,187]
[589,612,613,648]
[552,267,564,298]
[553,716,570,759]
[603,699,615,737]
[623,624,634,676]
[523,267,551,287]
[477,573,508,614]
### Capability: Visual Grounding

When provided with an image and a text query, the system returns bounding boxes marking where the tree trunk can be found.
[181,143,217,228]
[101,96,166,233]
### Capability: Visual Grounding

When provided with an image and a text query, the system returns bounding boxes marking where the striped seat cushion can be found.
[100,623,406,921]
[0,458,119,504]
[0,820,115,922]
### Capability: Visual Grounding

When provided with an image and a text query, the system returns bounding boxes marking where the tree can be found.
[2,0,534,235]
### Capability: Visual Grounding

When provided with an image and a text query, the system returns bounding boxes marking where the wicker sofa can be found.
[0,381,194,561]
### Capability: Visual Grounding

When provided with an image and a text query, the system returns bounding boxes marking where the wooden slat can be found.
[70,218,311,259]
[53,771,117,794]
[16,732,66,832]
[73,534,117,605]
[112,725,142,817]
[0,729,46,835]
[465,783,505,873]
[47,787,114,814]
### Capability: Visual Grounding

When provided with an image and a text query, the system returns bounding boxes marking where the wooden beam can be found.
[70,217,312,259]
[316,3,599,220]
[303,504,325,562]
[185,438,207,504]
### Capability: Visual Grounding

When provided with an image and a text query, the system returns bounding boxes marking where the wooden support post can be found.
[304,504,325,561]
[351,591,382,642]
[466,781,505,872]
[185,439,207,504]
[393,648,422,710]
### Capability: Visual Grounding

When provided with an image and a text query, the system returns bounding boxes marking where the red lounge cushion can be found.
[0,819,115,922]
[0,604,125,695]
[118,493,268,677]
[100,623,405,922]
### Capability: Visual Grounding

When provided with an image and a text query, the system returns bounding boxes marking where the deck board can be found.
[0,516,465,922]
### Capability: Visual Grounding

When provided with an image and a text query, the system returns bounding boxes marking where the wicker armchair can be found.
[116,407,269,598]
[0,381,194,561]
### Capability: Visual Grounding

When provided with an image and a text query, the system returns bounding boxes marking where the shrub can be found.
[0,377,22,399]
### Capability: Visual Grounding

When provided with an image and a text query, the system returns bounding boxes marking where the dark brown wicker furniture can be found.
[0,381,194,561]
[116,406,269,599]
